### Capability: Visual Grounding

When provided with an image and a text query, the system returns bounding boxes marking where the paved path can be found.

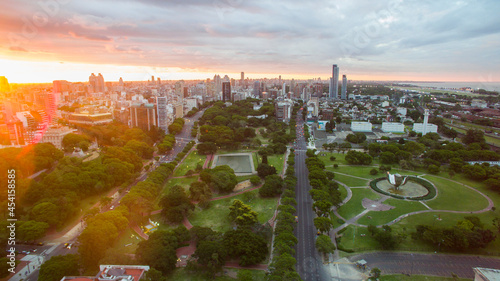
[350,252,500,279]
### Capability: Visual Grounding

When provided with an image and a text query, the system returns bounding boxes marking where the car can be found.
[65,243,73,249]
[295,216,298,222]
[64,243,69,248]
[110,205,115,210]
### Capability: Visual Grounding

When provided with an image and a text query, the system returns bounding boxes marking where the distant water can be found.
[406,82,500,92]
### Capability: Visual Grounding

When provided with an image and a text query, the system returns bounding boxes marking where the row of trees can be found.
[267,150,302,280]
[412,216,496,252]
[168,118,186,135]
[121,163,176,222]
[305,149,341,255]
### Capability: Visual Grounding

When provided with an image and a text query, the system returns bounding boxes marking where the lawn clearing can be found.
[268,154,286,175]
[189,189,278,232]
[108,227,144,255]
[174,150,206,177]
[356,198,428,226]
[423,175,489,212]
[337,188,381,220]
[162,176,198,194]
[334,173,369,187]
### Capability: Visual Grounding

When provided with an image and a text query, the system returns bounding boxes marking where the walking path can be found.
[328,168,496,269]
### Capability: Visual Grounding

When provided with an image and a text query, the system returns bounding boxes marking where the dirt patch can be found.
[362,198,394,211]
[234,180,251,192]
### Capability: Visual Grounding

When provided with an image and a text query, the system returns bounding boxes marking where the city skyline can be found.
[1,0,500,83]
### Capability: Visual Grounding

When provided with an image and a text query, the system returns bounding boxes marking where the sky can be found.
[0,0,500,83]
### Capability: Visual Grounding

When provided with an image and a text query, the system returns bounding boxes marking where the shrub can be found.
[250,175,261,185]
[333,164,339,169]
[370,168,378,175]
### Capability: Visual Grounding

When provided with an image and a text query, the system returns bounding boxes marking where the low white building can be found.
[185,98,198,112]
[413,123,438,134]
[351,121,372,132]
[40,125,75,149]
[382,122,405,133]
[397,107,407,116]
[471,99,488,108]
[473,267,500,281]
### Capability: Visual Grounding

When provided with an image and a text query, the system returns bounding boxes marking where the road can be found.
[294,110,330,281]
[13,109,205,281]
[350,252,500,279]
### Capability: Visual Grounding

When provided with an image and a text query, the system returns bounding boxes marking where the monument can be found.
[386,171,408,190]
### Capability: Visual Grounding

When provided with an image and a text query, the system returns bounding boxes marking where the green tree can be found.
[257,163,277,178]
[314,217,333,233]
[237,269,254,281]
[62,133,91,152]
[223,229,268,266]
[38,255,80,281]
[17,220,49,241]
[259,174,283,197]
[370,267,381,280]
[315,235,336,254]
[462,129,486,145]
[160,185,194,224]
[31,202,59,226]
[142,268,167,281]
[228,200,258,228]
[136,231,178,275]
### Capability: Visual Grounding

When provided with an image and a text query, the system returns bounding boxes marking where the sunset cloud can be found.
[0,0,499,82]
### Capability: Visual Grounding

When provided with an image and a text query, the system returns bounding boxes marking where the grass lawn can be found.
[356,199,428,226]
[337,189,381,220]
[318,153,347,165]
[268,154,286,175]
[327,165,422,181]
[380,274,470,281]
[423,175,489,211]
[338,183,348,202]
[108,228,144,255]
[338,225,378,251]
[334,174,369,187]
[253,152,259,167]
[174,150,206,177]
[162,176,198,194]
[235,174,255,183]
[189,189,278,232]
[169,268,265,280]
[387,208,500,255]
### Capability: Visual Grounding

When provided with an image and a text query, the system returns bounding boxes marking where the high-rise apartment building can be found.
[329,64,339,99]
[53,80,72,93]
[156,96,168,132]
[0,76,10,92]
[341,75,347,100]
[222,82,231,102]
[130,104,157,131]
[89,73,105,93]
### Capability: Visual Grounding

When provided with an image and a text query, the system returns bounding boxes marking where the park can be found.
[317,152,499,257]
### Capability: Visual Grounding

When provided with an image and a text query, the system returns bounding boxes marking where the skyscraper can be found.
[156,95,168,132]
[222,82,231,102]
[330,64,339,99]
[341,75,347,100]
[0,76,10,92]
[89,73,105,92]
[241,72,244,81]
